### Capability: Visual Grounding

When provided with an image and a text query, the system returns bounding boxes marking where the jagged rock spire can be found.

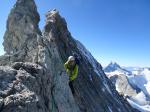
[3,0,41,54]
[42,9,138,112]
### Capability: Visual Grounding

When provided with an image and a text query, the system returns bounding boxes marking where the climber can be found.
[64,56,79,94]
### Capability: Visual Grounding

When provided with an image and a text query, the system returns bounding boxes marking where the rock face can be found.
[107,74,138,97]
[2,0,41,64]
[0,62,48,112]
[105,62,138,97]
[0,0,139,112]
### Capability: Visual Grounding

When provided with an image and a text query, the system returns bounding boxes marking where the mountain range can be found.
[104,62,131,75]
[104,62,150,112]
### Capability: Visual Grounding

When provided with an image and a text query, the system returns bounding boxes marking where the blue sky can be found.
[0,0,150,67]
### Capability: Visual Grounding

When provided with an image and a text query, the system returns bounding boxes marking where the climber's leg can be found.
[69,81,75,94]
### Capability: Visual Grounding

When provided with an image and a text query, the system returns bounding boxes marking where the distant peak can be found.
[104,62,122,72]
[108,62,121,68]
[104,62,131,75]
[110,61,116,64]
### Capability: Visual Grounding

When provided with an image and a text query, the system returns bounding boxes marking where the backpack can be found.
[73,53,80,66]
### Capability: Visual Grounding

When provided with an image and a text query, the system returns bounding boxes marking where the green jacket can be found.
[64,61,78,81]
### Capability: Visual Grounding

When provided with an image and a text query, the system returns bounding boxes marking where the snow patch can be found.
[76,40,102,77]
[76,40,113,95]
[127,98,150,112]
[108,106,113,112]
[104,83,113,95]
[105,65,150,112]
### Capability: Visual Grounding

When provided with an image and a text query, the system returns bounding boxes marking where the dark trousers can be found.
[69,81,75,94]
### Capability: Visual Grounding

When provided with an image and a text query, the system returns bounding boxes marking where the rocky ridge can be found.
[0,0,138,112]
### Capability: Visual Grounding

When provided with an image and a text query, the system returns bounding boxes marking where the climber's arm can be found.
[64,61,70,75]
[64,61,68,70]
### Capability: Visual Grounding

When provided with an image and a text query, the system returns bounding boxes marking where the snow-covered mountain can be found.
[128,68,150,112]
[104,62,137,96]
[104,62,131,76]
[123,67,150,76]
[123,67,144,72]
[104,63,150,112]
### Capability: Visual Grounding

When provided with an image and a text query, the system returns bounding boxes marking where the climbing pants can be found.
[69,81,75,94]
